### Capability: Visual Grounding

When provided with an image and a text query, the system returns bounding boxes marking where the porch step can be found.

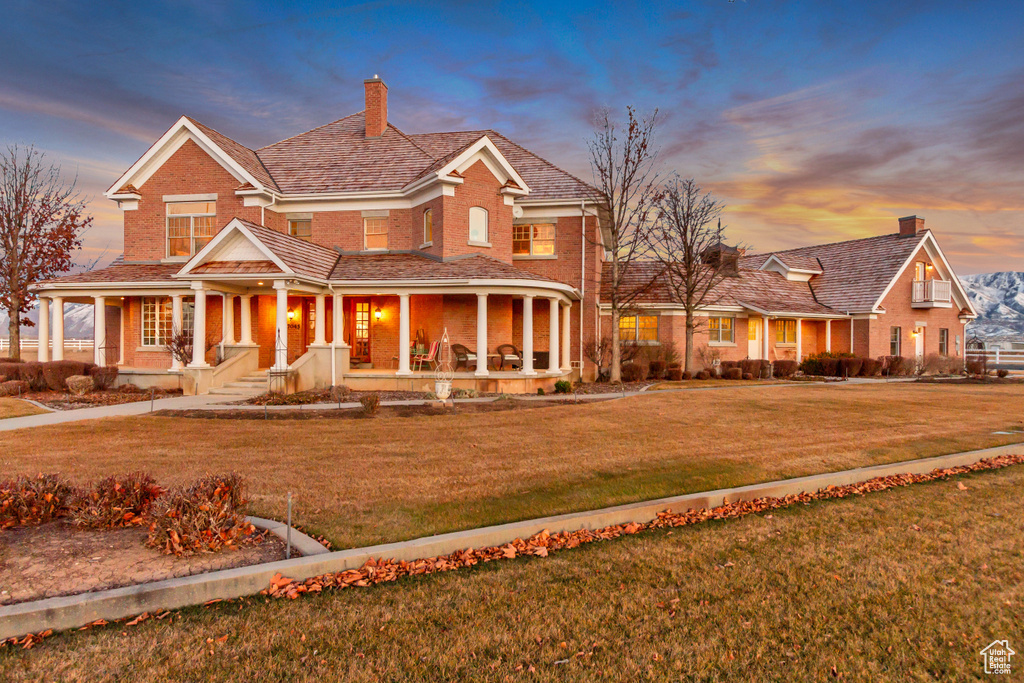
[208,369,269,396]
[208,386,264,396]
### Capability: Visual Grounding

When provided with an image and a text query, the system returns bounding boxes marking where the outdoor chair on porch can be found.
[412,340,439,371]
[451,343,478,371]
[495,343,522,371]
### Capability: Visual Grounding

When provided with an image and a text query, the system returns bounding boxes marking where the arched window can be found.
[469,207,488,244]
[423,208,433,244]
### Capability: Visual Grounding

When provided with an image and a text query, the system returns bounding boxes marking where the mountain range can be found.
[959,272,1024,339]
[0,302,95,339]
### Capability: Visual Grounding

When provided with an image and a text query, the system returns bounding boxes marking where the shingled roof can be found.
[37,260,180,285]
[330,253,561,283]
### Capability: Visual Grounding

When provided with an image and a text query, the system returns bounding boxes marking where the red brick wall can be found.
[442,161,513,261]
[125,139,263,262]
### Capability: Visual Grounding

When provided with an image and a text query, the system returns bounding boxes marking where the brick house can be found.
[602,216,977,368]
[33,77,603,394]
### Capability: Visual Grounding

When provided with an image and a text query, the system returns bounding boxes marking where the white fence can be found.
[0,338,94,351]
[966,348,1024,367]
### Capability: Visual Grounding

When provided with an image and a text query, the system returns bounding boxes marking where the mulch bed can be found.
[155,399,592,421]
[0,520,283,607]
[569,381,654,395]
[28,389,183,411]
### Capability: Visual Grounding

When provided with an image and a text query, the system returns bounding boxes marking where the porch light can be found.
[257,281,264,286]
[374,306,382,321]
[287,309,298,321]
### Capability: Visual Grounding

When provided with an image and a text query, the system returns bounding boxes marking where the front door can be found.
[914,326,924,362]
[350,298,371,363]
[747,318,761,359]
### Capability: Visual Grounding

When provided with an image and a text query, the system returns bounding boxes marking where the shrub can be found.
[1,362,26,384]
[19,361,49,391]
[997,369,1009,378]
[0,379,29,397]
[859,358,881,377]
[537,388,545,395]
[682,371,693,380]
[554,379,572,394]
[0,474,78,529]
[666,367,683,381]
[838,357,863,378]
[773,360,798,378]
[41,360,88,391]
[89,365,119,390]
[743,372,754,380]
[452,387,479,398]
[330,385,351,403]
[965,359,985,376]
[799,351,855,376]
[740,359,770,378]
[647,360,666,380]
[67,375,93,396]
[879,356,914,377]
[821,358,840,376]
[147,473,254,556]
[360,393,381,415]
[667,361,682,370]
[695,370,711,380]
[921,354,959,376]
[724,367,743,380]
[620,362,646,383]
[719,360,739,372]
[74,473,163,529]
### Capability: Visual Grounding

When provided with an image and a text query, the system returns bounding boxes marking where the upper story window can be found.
[776,319,797,344]
[469,207,488,244]
[890,326,902,356]
[167,201,216,257]
[620,314,658,343]
[288,219,312,241]
[364,217,388,250]
[423,209,433,245]
[513,223,555,256]
[708,316,734,344]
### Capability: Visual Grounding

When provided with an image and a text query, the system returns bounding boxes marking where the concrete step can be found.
[208,386,263,396]
[223,381,266,389]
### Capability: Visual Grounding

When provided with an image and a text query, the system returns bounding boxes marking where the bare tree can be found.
[0,146,90,359]
[648,176,732,375]
[587,107,660,382]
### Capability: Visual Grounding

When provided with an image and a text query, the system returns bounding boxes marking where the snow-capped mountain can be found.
[0,301,94,338]
[959,272,1024,339]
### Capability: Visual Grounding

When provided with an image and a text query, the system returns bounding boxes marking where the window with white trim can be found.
[364,217,388,250]
[423,209,433,244]
[619,314,658,343]
[469,207,488,244]
[890,326,901,356]
[166,201,216,257]
[513,223,555,256]
[939,328,949,355]
[776,319,797,344]
[288,219,312,241]
[142,297,194,347]
[708,317,734,343]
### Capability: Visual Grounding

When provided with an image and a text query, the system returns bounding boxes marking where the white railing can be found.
[967,348,1024,367]
[0,338,94,351]
[912,279,952,303]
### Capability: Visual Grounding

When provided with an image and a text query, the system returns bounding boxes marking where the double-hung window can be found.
[364,217,388,250]
[513,223,555,256]
[288,219,312,241]
[890,326,902,356]
[423,209,433,244]
[469,207,489,244]
[167,201,216,257]
[775,319,797,344]
[708,317,734,343]
[619,314,658,343]
[939,328,949,355]
[142,297,194,347]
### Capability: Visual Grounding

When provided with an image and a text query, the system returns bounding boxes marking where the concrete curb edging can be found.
[2,442,1022,641]
[246,516,330,557]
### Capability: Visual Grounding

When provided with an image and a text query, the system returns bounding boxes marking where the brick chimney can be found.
[898,215,924,237]
[364,75,388,138]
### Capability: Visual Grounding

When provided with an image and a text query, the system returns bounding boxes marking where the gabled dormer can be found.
[759,254,823,282]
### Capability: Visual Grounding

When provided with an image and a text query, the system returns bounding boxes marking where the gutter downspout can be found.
[580,201,586,374]
[328,283,337,388]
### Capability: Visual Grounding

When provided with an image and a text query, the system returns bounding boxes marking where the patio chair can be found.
[412,340,439,371]
[451,343,478,371]
[495,343,522,371]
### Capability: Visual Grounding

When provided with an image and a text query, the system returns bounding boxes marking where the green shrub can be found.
[773,360,798,378]
[620,362,646,383]
[73,472,163,529]
[89,365,119,390]
[41,360,88,391]
[537,387,545,395]
[666,367,683,381]
[553,379,572,394]
[146,473,254,556]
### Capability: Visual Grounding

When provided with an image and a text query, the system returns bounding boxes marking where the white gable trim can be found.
[105,117,265,198]
[870,232,977,316]
[175,218,292,277]
[402,136,531,197]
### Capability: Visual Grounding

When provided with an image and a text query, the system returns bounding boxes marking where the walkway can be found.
[0,394,246,432]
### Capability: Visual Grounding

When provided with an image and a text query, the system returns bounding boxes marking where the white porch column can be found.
[93,296,106,366]
[522,295,536,375]
[561,302,571,372]
[548,297,559,374]
[333,294,345,345]
[118,301,125,365]
[171,295,184,370]
[239,295,253,345]
[762,315,769,360]
[51,297,64,361]
[825,319,832,353]
[397,293,411,376]
[222,294,235,345]
[850,320,855,354]
[37,298,50,362]
[273,281,288,370]
[475,293,489,377]
[795,318,803,361]
[314,294,326,346]
[189,285,209,368]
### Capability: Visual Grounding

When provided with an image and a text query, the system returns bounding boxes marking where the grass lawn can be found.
[647,378,778,390]
[0,383,1022,551]
[0,398,45,420]
[2,456,1021,680]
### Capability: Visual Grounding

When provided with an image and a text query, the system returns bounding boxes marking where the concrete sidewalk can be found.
[0,393,245,432]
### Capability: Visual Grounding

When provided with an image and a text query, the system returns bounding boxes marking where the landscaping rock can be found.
[66,375,94,396]
[0,380,29,397]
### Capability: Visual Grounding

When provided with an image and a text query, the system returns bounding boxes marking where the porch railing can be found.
[911,279,951,303]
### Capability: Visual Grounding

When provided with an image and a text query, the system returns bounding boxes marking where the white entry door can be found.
[914,326,924,361]
[748,318,761,359]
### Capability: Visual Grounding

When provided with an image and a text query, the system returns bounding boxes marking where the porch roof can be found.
[329,252,562,284]
[35,257,179,286]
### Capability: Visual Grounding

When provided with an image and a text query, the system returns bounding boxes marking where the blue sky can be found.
[2,0,1021,273]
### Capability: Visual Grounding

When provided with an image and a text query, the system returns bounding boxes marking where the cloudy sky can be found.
[1,0,1021,274]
